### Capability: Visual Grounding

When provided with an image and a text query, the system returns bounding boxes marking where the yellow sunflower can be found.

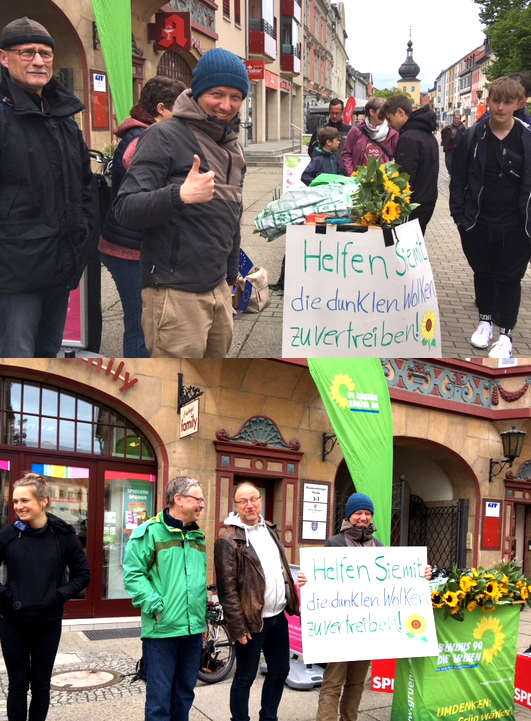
[431,590,444,608]
[329,374,355,409]
[351,171,359,177]
[467,601,478,612]
[485,580,503,601]
[421,311,437,341]
[443,591,460,608]
[460,576,477,593]
[473,617,505,663]
[521,585,529,601]
[381,201,401,222]
[406,615,427,635]
[361,212,379,225]
[384,180,401,198]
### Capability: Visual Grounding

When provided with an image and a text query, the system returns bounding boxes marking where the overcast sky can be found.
[344,0,487,92]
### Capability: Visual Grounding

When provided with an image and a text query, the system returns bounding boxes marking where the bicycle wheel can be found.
[198,623,235,684]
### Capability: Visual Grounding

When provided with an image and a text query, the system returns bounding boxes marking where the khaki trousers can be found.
[142,281,233,358]
[316,660,371,721]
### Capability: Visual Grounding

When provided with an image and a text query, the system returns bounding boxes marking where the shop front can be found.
[0,375,157,619]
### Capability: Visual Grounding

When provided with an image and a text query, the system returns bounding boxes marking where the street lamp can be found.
[489,427,527,482]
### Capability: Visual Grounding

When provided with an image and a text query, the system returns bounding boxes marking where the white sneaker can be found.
[488,335,513,359]
[471,321,493,349]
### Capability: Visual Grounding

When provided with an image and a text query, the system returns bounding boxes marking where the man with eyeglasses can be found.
[124,476,207,721]
[0,17,93,358]
[214,481,301,721]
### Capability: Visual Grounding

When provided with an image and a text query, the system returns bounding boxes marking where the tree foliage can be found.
[474,0,531,79]
[373,87,414,100]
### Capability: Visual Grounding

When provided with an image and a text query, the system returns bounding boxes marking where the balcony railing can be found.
[249,18,276,39]
[282,44,301,58]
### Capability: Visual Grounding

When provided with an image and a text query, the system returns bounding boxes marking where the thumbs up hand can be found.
[179,155,215,205]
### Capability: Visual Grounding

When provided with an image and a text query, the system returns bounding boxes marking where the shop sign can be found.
[75,358,138,393]
[301,482,329,540]
[180,398,200,438]
[246,60,265,80]
[148,11,192,53]
[265,70,279,90]
[280,79,291,92]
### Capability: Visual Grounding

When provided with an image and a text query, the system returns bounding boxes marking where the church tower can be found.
[398,34,421,106]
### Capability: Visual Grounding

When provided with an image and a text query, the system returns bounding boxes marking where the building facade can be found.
[1,357,530,621]
[303,0,335,109]
[330,2,347,101]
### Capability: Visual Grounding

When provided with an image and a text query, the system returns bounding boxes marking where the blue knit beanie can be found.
[345,493,374,520]
[191,48,249,100]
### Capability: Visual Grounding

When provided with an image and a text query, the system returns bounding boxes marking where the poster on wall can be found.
[298,546,437,664]
[283,221,441,357]
[121,482,154,561]
[283,154,311,194]
[301,482,329,540]
[62,271,88,348]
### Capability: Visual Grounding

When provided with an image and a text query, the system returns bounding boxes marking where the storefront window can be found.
[0,378,154,461]
[33,463,90,600]
[102,470,156,599]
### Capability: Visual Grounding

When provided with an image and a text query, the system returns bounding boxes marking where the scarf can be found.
[340,519,380,547]
[364,118,390,143]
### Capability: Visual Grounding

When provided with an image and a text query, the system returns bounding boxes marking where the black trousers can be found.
[460,222,531,331]
[408,202,436,235]
[0,617,62,721]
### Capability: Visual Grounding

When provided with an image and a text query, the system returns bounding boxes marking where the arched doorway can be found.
[332,438,479,569]
[157,50,194,85]
[0,375,157,618]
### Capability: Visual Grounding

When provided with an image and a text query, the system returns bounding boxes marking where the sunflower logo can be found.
[473,617,505,664]
[329,374,355,409]
[406,615,428,640]
[421,312,437,348]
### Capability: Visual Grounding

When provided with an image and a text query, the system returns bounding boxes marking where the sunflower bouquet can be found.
[350,157,419,227]
[431,560,531,622]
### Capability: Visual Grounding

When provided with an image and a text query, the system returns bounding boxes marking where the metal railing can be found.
[289,122,304,152]
[249,18,276,39]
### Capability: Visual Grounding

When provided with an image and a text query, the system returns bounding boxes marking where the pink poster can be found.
[62,273,87,347]
[286,566,303,655]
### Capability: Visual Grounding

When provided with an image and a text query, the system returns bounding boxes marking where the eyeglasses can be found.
[235,496,261,506]
[6,49,54,62]
[181,494,205,505]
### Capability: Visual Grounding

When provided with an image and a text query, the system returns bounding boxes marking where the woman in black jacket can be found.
[0,473,90,721]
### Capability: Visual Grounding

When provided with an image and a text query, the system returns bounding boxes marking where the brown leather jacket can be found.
[214,520,300,640]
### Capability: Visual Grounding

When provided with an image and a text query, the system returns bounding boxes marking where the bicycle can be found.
[198,584,235,684]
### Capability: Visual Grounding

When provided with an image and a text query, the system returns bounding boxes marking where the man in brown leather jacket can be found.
[214,482,300,721]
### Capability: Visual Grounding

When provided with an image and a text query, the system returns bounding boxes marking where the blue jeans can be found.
[143,633,202,721]
[100,253,149,358]
[230,612,290,721]
[0,288,70,358]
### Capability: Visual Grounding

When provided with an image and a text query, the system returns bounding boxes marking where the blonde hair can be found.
[13,473,50,507]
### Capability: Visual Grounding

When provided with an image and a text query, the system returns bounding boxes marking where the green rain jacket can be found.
[123,510,207,639]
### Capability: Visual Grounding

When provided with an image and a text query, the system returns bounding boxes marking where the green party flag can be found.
[308,359,393,545]
[91,0,132,123]
[392,604,522,720]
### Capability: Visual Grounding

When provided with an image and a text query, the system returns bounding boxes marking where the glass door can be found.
[29,457,97,618]
[94,466,156,616]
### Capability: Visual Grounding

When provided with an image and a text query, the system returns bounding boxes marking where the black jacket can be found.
[396,105,439,205]
[308,119,351,156]
[450,116,531,236]
[0,514,90,621]
[0,68,93,293]
[114,90,245,291]
[301,148,346,185]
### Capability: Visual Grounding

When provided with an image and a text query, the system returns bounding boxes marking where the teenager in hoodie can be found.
[301,493,431,721]
[0,473,90,721]
[382,95,439,234]
[99,76,184,358]
[214,482,301,721]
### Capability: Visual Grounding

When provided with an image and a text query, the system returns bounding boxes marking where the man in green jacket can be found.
[124,476,207,721]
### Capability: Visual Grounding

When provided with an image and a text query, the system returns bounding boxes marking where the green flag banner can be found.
[392,604,522,720]
[91,0,133,124]
[308,359,393,545]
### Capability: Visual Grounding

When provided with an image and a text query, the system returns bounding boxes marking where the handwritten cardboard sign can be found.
[299,546,438,664]
[282,220,442,357]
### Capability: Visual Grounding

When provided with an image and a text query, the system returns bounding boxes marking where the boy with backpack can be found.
[450,76,531,359]
[301,127,346,185]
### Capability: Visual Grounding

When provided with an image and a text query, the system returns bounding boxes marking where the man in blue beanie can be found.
[313,492,432,721]
[115,48,249,357]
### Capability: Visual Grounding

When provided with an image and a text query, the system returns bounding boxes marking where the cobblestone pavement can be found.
[0,608,529,720]
[100,144,531,359]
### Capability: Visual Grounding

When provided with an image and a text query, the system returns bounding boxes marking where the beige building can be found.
[330,2,347,101]
[1,357,530,621]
